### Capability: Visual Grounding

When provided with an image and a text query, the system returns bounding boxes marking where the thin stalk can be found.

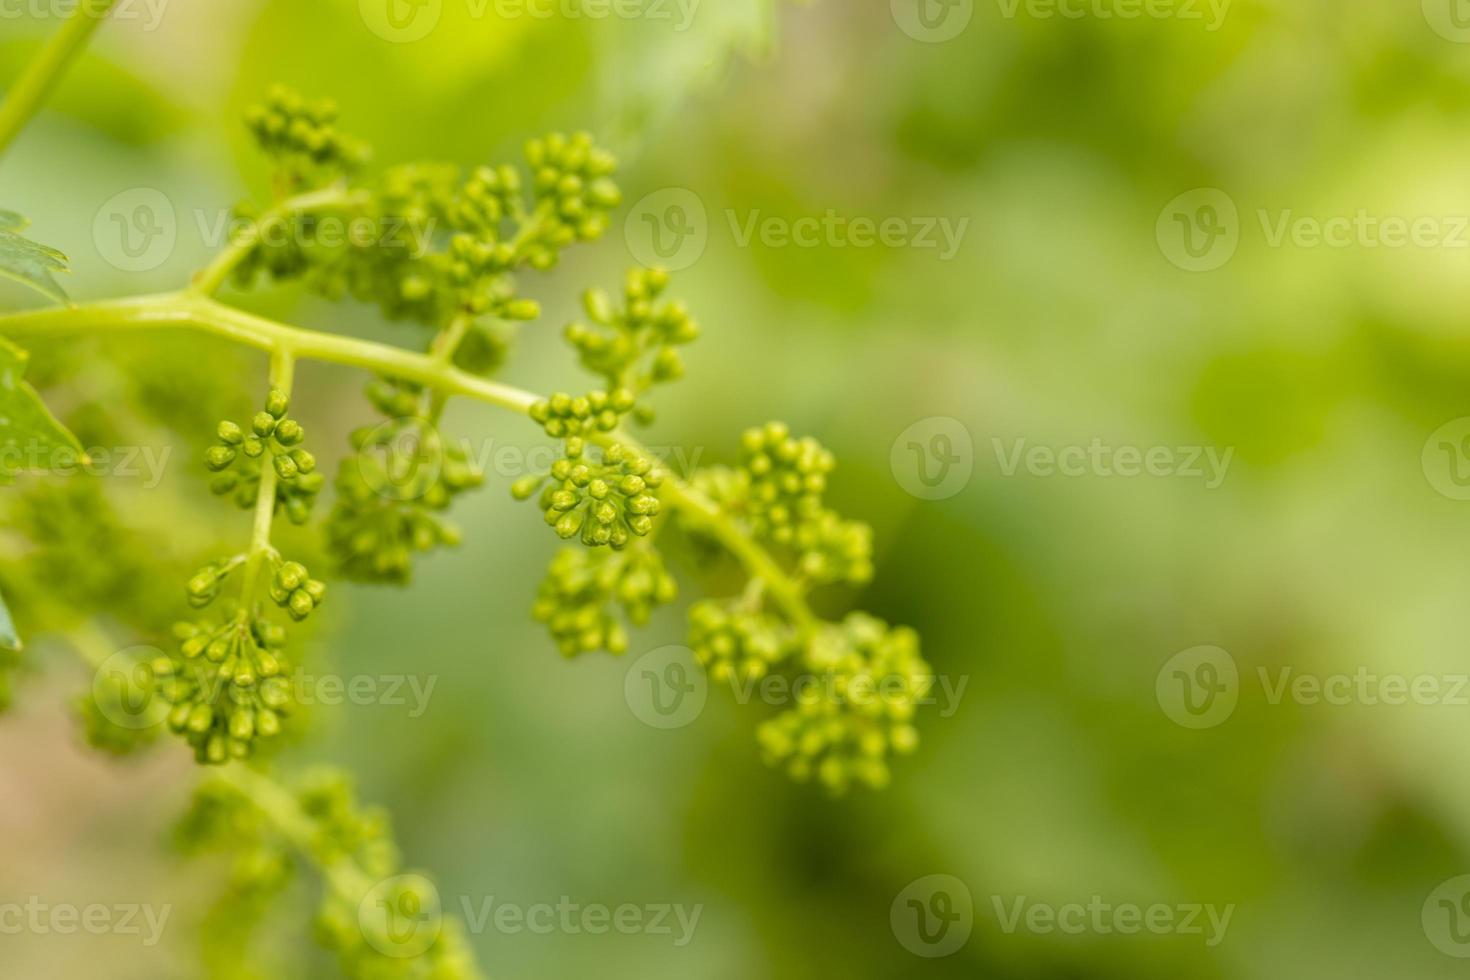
[215,764,373,901]
[0,0,118,160]
[238,350,294,611]
[190,187,370,296]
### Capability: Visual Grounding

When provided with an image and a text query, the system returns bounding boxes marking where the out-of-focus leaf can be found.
[0,210,69,305]
[0,585,18,651]
[0,334,85,479]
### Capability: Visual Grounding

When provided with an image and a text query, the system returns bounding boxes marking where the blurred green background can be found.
[7,0,1470,976]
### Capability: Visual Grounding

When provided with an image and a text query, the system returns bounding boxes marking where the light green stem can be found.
[215,765,373,901]
[238,350,294,611]
[190,187,371,296]
[0,291,821,632]
[0,0,118,160]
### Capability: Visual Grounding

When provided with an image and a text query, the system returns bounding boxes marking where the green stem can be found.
[0,0,118,160]
[190,187,370,296]
[215,765,372,901]
[239,350,294,611]
[0,292,821,631]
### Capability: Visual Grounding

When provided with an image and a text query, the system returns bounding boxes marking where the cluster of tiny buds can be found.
[443,234,542,318]
[270,560,325,621]
[163,616,292,764]
[245,86,367,172]
[186,555,245,609]
[528,388,637,438]
[740,422,834,543]
[525,131,621,247]
[565,268,698,406]
[513,441,663,548]
[206,389,323,524]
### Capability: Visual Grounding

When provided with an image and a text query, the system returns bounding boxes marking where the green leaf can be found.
[0,585,18,651]
[0,334,85,480]
[0,210,70,305]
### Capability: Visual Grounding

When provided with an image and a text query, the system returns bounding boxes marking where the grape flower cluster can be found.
[205,388,323,524]
[326,379,485,584]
